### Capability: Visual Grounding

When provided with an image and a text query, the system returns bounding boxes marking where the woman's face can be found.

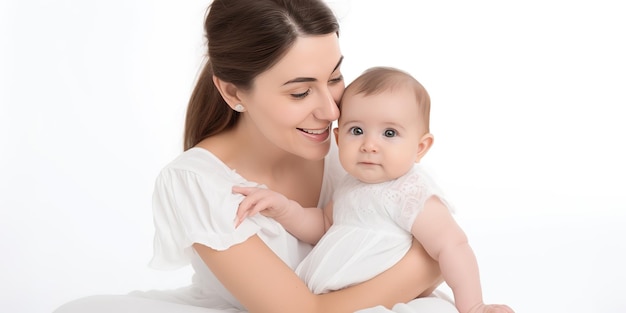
[238,33,344,160]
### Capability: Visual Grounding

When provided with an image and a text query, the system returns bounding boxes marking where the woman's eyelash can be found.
[329,75,343,83]
[291,75,341,99]
[291,89,311,99]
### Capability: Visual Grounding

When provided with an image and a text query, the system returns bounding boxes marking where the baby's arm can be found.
[411,196,514,313]
[232,186,332,245]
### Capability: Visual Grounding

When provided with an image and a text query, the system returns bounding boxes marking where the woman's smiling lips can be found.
[297,125,331,142]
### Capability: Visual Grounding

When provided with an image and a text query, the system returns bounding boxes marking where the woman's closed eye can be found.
[290,75,342,99]
[329,75,343,84]
[291,89,311,99]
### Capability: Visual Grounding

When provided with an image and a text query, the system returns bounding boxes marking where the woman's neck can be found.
[198,125,315,180]
[197,124,324,207]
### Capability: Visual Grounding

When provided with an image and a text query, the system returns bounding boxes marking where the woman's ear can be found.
[416,133,434,162]
[212,75,242,107]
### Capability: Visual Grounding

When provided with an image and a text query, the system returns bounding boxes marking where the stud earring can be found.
[233,104,245,112]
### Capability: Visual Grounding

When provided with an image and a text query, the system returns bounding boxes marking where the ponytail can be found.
[183,61,237,150]
[183,0,339,151]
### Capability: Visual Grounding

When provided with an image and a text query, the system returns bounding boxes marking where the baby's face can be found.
[335,87,426,183]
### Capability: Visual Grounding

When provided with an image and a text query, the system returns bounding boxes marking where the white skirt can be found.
[53,289,457,313]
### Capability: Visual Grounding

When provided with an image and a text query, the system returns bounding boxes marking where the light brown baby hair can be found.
[341,66,431,132]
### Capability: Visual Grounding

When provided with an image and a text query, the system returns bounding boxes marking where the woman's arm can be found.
[194,235,441,313]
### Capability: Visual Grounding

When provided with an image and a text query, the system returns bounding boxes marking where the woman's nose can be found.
[314,89,340,121]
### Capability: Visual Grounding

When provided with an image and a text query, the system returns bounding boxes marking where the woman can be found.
[54,0,453,312]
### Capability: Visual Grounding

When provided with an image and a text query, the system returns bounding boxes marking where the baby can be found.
[234,67,514,313]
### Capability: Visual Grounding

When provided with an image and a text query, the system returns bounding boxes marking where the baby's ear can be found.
[416,133,434,162]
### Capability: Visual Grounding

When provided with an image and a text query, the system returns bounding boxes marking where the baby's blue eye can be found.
[384,129,396,137]
[350,127,363,135]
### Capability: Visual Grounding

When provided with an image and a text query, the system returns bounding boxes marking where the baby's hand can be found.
[232,186,292,227]
[468,303,515,313]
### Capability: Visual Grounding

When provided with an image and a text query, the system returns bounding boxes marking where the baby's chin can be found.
[351,172,394,184]
[349,165,411,184]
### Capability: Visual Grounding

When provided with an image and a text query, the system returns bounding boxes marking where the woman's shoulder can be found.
[159,147,242,183]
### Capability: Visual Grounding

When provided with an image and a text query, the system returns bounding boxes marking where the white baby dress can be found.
[296,163,453,294]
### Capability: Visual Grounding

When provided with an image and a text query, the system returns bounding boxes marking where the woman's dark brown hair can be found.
[184,0,340,150]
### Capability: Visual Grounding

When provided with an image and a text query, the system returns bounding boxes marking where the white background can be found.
[1,0,625,312]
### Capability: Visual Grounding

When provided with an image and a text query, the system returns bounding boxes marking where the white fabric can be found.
[54,143,344,313]
[296,163,452,294]
[357,290,457,312]
[53,143,456,312]
[52,293,457,313]
[150,147,309,269]
[53,293,457,313]
[141,145,343,310]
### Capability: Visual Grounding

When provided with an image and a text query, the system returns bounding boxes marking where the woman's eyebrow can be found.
[282,56,344,85]
[332,55,344,73]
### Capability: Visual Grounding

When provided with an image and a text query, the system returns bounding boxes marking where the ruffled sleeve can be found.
[391,164,454,232]
[149,166,261,270]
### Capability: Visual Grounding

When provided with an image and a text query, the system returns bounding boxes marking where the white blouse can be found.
[146,142,345,310]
